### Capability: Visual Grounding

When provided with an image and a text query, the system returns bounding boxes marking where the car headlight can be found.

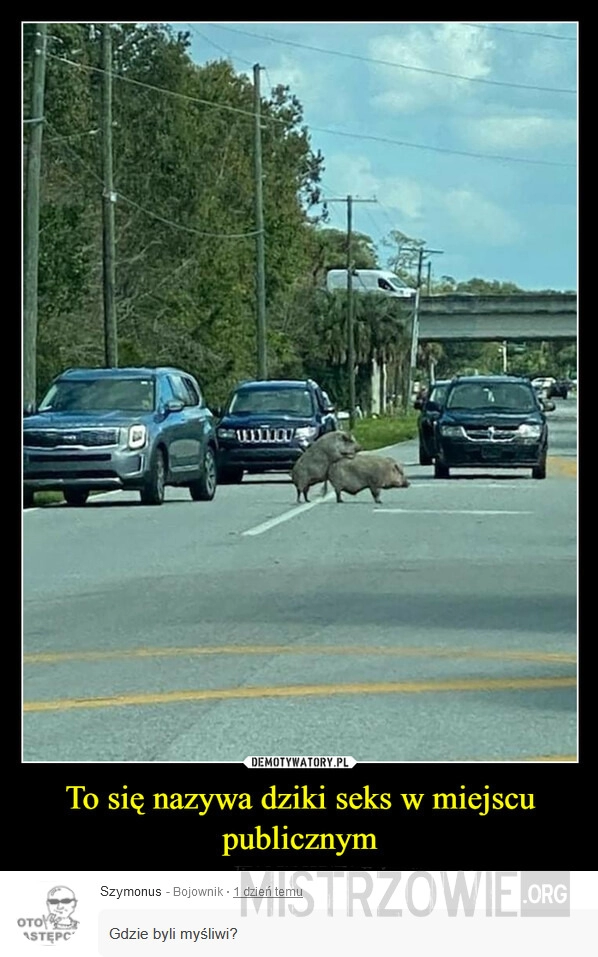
[217,428,236,439]
[128,424,147,450]
[439,425,464,438]
[517,424,542,438]
[295,426,319,440]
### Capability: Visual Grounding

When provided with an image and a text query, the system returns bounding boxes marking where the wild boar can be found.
[326,453,410,503]
[291,430,361,502]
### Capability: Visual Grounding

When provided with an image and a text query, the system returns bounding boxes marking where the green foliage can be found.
[26,23,325,404]
[352,413,419,451]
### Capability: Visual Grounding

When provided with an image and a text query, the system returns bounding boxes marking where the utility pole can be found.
[323,195,376,429]
[101,24,118,367]
[408,247,443,405]
[253,64,267,380]
[23,23,48,407]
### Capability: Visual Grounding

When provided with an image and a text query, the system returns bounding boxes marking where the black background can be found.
[16,760,586,868]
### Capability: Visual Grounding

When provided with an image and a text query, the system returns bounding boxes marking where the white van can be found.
[326,269,416,298]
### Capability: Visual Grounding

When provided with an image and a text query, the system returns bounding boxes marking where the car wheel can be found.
[434,461,450,479]
[63,488,89,507]
[219,466,244,484]
[419,440,432,466]
[140,448,166,505]
[189,446,217,501]
[532,458,547,480]
[24,488,34,508]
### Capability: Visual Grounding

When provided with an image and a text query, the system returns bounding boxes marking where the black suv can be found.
[423,375,548,480]
[23,367,218,506]
[216,379,337,482]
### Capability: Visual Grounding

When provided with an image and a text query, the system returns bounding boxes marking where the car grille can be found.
[463,426,518,442]
[236,428,295,443]
[28,453,112,463]
[23,428,120,449]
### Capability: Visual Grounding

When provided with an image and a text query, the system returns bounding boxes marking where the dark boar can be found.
[291,431,361,502]
[327,454,410,504]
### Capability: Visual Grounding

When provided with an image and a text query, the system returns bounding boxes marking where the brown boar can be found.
[327,453,410,503]
[291,430,361,502]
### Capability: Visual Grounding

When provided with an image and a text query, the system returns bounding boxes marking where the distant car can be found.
[415,379,451,465]
[423,375,548,480]
[550,379,570,399]
[23,366,218,507]
[215,379,338,483]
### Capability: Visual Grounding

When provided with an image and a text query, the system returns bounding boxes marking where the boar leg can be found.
[370,487,382,503]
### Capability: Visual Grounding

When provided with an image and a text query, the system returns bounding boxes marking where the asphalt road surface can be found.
[23,398,577,762]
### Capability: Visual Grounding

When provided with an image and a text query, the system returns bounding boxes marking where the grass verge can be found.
[29,491,64,506]
[352,413,419,451]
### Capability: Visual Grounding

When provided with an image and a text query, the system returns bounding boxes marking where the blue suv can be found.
[216,379,338,482]
[23,367,218,506]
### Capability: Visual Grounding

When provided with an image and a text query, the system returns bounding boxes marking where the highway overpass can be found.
[417,293,577,341]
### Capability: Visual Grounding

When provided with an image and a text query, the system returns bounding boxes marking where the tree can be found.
[381,229,425,285]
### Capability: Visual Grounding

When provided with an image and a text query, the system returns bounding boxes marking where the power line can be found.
[117,193,261,239]
[46,53,575,168]
[204,23,577,95]
[186,22,255,67]
[46,128,100,143]
[308,125,575,167]
[46,52,258,120]
[44,120,261,239]
[459,22,577,41]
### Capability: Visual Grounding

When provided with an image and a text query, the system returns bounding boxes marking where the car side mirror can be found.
[425,400,441,413]
[164,399,185,414]
[211,406,223,419]
[413,398,424,410]
[324,404,336,414]
[541,398,556,412]
[23,401,36,417]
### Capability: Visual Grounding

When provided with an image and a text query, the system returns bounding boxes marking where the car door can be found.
[421,384,448,458]
[165,374,203,477]
[181,374,213,476]
[316,387,337,432]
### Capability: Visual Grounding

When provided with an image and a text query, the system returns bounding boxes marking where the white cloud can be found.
[324,153,522,246]
[441,188,522,245]
[459,115,577,151]
[368,23,494,113]
[262,54,309,97]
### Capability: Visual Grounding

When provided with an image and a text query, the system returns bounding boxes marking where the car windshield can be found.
[38,378,156,412]
[228,388,314,417]
[447,382,536,412]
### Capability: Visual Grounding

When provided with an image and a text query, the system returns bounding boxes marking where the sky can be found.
[179,21,577,292]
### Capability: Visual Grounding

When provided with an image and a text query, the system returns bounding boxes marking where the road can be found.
[23,398,577,762]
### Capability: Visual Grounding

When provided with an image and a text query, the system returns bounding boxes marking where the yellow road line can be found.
[24,675,576,713]
[518,754,577,761]
[24,644,577,666]
[547,456,577,478]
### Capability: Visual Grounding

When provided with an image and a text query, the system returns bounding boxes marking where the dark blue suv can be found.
[423,375,548,480]
[23,367,218,506]
[216,379,338,482]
